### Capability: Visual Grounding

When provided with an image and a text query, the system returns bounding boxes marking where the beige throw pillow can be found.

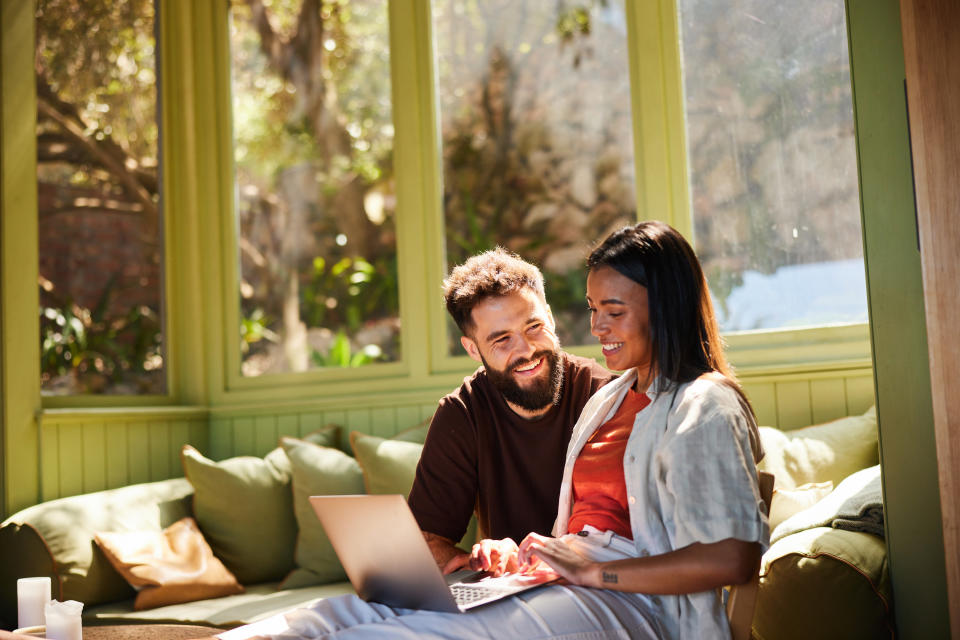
[94,517,243,610]
[758,406,879,489]
[768,481,834,530]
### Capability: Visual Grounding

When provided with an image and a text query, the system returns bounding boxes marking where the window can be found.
[432,0,637,351]
[230,0,400,376]
[36,0,165,395]
[677,0,867,332]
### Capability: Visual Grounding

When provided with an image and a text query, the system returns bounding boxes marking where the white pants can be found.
[220,528,667,640]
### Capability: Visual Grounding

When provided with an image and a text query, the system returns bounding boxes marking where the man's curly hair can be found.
[444,248,546,336]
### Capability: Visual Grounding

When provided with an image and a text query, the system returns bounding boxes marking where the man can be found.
[407,248,614,573]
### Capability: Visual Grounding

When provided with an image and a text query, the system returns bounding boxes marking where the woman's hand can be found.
[518,533,597,587]
[469,537,521,576]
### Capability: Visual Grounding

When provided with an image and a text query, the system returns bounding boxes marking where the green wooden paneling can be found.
[232,417,255,457]
[128,422,151,486]
[106,424,130,490]
[775,381,814,431]
[844,375,877,415]
[31,414,206,500]
[208,417,232,460]
[809,379,849,424]
[39,422,59,503]
[82,423,107,495]
[420,404,438,423]
[169,421,189,475]
[277,414,298,441]
[58,427,83,498]
[148,421,171,480]
[254,416,278,456]
[395,405,424,432]
[742,381,778,427]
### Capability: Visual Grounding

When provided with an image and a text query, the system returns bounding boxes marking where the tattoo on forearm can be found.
[602,571,619,584]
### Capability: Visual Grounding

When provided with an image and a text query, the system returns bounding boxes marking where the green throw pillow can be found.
[758,406,879,489]
[349,432,424,496]
[349,431,478,551]
[181,445,296,585]
[279,436,365,588]
[266,423,341,479]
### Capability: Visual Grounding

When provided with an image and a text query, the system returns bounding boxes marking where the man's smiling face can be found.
[460,288,563,418]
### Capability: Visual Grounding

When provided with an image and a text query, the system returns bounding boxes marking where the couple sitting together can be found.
[249,221,769,639]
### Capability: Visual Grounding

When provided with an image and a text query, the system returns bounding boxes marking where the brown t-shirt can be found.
[408,353,615,544]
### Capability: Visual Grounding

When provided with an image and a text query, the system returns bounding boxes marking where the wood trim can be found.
[899,1,960,635]
[0,0,42,515]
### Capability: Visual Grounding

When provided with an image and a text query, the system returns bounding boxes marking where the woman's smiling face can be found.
[586,265,654,377]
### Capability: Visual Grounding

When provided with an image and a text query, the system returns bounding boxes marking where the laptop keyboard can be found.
[450,583,503,606]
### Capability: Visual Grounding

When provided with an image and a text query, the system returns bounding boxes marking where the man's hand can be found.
[468,538,521,576]
[422,530,469,575]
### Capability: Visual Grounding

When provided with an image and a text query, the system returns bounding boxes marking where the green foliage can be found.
[240,308,279,353]
[39,281,163,393]
[301,254,398,333]
[556,5,593,41]
[310,331,383,368]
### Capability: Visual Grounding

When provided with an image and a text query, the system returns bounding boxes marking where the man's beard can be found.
[482,349,564,412]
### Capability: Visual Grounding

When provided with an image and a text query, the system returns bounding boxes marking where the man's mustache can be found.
[508,350,552,373]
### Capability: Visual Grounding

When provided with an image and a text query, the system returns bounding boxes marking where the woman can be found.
[228,221,767,640]
[517,220,768,638]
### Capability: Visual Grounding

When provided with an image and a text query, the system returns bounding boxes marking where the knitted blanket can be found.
[771,464,884,543]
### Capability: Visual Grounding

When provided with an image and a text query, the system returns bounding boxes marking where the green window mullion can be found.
[624,0,691,238]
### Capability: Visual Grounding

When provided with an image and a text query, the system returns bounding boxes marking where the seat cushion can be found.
[82,581,357,628]
[754,527,893,640]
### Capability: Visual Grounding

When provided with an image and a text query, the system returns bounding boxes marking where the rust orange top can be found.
[567,388,651,539]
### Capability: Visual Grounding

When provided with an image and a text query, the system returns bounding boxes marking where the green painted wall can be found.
[847,0,949,636]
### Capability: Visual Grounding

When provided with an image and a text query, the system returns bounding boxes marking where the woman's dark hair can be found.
[587,222,752,410]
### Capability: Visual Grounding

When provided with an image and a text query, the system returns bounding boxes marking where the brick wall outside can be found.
[38,182,162,318]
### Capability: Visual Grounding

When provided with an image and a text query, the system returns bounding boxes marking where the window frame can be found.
[419,0,871,375]
[34,0,176,409]
[5,0,873,413]
[210,0,872,396]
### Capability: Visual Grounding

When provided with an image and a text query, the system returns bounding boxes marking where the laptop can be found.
[309,494,558,613]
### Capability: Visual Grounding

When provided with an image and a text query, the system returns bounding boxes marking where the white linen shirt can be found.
[553,368,770,640]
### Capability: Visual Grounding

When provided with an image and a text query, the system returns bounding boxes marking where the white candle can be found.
[44,599,83,640]
[16,577,51,628]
